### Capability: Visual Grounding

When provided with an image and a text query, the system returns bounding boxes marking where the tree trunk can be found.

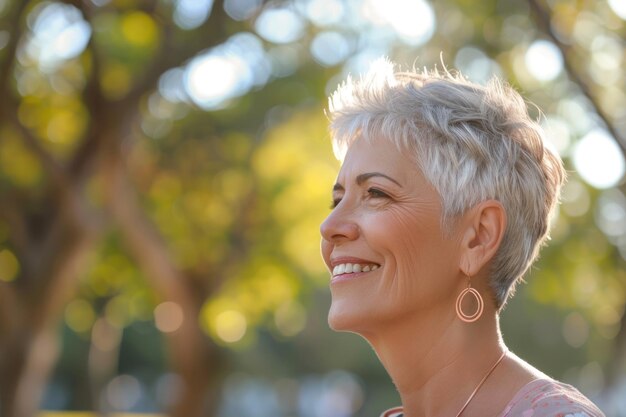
[103,151,222,417]
[0,211,96,417]
[0,327,61,417]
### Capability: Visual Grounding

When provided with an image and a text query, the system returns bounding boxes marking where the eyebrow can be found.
[333,172,403,191]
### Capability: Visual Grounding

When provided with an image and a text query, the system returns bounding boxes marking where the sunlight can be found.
[608,0,626,20]
[525,39,563,81]
[184,33,269,109]
[225,0,262,21]
[310,31,351,66]
[572,129,625,189]
[364,0,435,45]
[304,0,345,26]
[28,3,91,69]
[255,6,305,44]
[173,0,214,29]
[215,310,248,343]
[185,54,246,109]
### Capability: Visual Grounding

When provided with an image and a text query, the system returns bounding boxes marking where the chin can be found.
[327,304,352,332]
[327,297,379,333]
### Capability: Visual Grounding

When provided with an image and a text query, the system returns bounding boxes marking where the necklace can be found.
[454,349,508,417]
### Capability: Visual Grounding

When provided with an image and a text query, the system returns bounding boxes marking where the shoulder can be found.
[500,379,605,417]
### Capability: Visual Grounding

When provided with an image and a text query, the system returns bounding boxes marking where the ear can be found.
[459,200,507,277]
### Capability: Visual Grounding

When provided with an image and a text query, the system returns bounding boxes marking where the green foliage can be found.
[0,0,624,414]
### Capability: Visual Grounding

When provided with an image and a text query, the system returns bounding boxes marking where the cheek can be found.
[377,206,441,256]
[371,207,447,290]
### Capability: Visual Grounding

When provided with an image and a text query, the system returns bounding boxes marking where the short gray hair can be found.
[327,59,565,308]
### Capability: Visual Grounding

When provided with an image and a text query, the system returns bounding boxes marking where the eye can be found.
[330,197,341,209]
[367,187,390,199]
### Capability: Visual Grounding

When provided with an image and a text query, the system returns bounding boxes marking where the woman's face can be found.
[320,136,463,333]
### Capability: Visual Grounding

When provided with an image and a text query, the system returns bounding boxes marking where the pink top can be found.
[380,379,605,417]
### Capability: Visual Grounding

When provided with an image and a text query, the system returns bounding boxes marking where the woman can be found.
[319,59,605,417]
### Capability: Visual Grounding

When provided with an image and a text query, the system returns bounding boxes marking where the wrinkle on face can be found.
[321,135,464,333]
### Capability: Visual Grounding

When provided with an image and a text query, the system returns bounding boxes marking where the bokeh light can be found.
[173,0,214,29]
[363,0,435,45]
[608,0,626,20]
[26,3,91,69]
[562,312,590,348]
[65,299,96,333]
[561,180,591,218]
[185,54,245,108]
[0,248,19,282]
[106,375,143,410]
[184,32,270,109]
[274,301,307,337]
[5,0,626,414]
[542,116,572,155]
[310,31,351,66]
[454,46,502,83]
[572,129,625,189]
[525,39,563,81]
[255,6,305,44]
[224,0,262,21]
[304,0,345,26]
[154,301,184,333]
[215,310,248,343]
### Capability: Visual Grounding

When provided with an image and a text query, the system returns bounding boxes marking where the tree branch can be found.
[103,141,217,417]
[0,191,30,259]
[526,0,626,156]
[67,0,108,180]
[0,0,30,102]
[123,0,231,106]
[5,99,69,191]
[0,280,20,339]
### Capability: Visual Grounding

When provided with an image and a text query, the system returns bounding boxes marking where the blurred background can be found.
[0,0,624,416]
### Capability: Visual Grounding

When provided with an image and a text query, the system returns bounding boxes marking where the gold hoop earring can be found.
[455,276,484,322]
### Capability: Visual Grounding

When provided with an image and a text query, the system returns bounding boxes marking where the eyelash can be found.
[329,188,390,209]
[367,187,389,199]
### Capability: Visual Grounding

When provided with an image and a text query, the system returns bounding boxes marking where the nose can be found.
[320,205,359,244]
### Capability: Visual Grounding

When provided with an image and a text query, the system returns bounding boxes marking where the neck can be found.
[363,306,505,417]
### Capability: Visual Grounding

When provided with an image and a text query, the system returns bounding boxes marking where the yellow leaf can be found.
[0,249,19,282]
[101,62,132,100]
[0,130,43,187]
[65,299,96,333]
[120,11,159,48]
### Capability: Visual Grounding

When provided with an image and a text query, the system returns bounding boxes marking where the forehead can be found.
[337,136,417,182]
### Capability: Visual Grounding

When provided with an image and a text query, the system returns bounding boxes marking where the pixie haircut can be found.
[327,59,565,308]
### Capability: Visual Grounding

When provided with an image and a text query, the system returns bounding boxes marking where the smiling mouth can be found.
[332,262,380,276]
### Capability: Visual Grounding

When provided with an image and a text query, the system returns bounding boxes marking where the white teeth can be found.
[332,263,380,275]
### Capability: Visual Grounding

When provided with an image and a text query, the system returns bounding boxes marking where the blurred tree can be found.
[0,1,259,416]
[0,0,625,416]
